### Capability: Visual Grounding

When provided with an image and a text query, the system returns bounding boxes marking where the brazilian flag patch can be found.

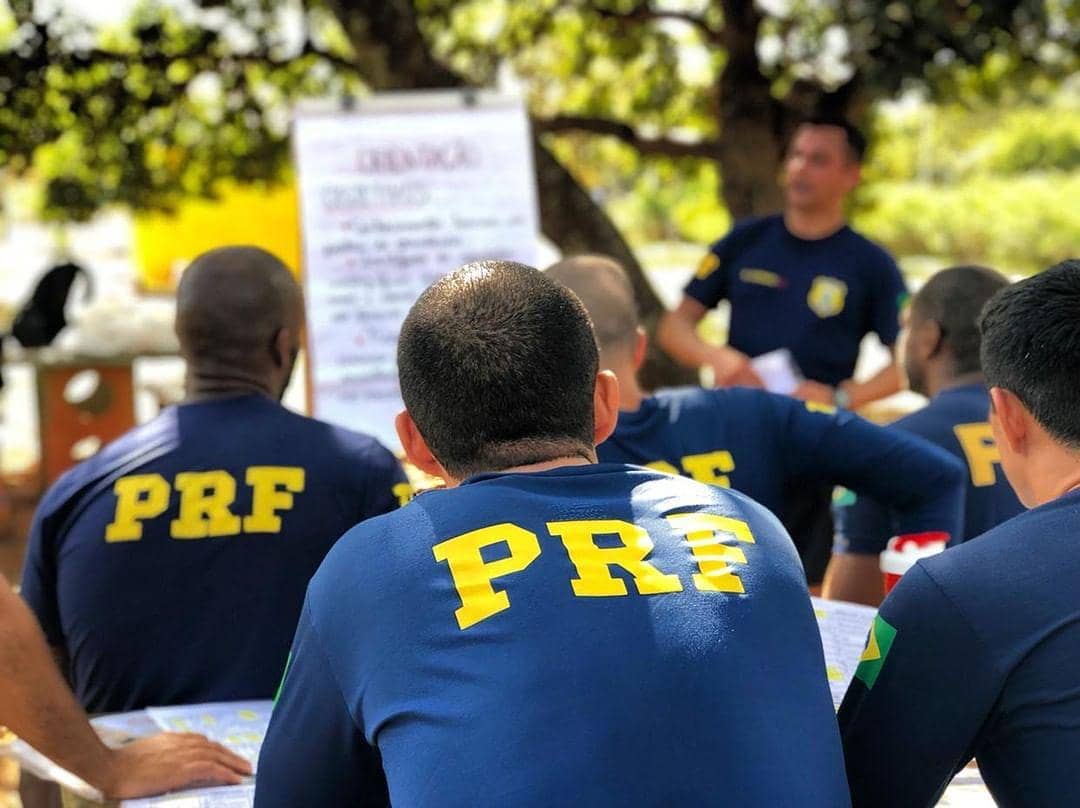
[854,615,897,690]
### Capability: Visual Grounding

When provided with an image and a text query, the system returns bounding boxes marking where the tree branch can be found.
[593,2,724,46]
[534,114,721,159]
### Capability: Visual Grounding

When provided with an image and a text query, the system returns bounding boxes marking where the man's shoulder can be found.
[264,406,399,469]
[842,226,899,270]
[708,214,782,254]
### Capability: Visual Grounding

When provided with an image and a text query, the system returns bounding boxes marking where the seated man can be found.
[840,259,1080,806]
[256,261,850,806]
[21,247,409,713]
[828,266,1024,600]
[547,255,965,604]
[0,576,250,799]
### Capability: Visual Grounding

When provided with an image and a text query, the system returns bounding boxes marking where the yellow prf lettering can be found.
[170,470,242,539]
[954,422,1002,487]
[105,474,170,543]
[433,523,541,630]
[392,482,414,507]
[665,512,756,594]
[681,451,735,487]
[242,467,305,533]
[645,460,680,476]
[547,519,683,597]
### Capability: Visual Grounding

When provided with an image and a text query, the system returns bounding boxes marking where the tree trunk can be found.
[717,0,786,219]
[326,0,694,388]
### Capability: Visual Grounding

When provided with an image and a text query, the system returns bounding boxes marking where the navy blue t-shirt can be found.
[685,215,907,385]
[256,464,850,808]
[834,384,1025,554]
[839,487,1080,807]
[20,394,409,713]
[597,387,964,543]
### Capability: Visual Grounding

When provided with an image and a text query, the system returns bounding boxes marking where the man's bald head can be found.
[176,246,303,393]
[546,255,639,357]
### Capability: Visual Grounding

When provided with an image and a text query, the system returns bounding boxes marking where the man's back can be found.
[21,394,406,712]
[257,464,850,807]
[840,487,1080,806]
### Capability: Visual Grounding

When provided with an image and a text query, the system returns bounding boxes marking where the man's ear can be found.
[989,387,1028,455]
[395,411,450,483]
[912,319,944,361]
[270,327,293,370]
[593,370,620,447]
[632,327,648,371]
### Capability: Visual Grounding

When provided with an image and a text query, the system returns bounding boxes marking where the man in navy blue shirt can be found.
[20,247,409,713]
[257,261,850,807]
[840,259,1080,807]
[548,255,963,598]
[657,118,907,581]
[830,266,1024,602]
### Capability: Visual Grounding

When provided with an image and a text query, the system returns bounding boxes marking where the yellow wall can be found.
[133,181,301,291]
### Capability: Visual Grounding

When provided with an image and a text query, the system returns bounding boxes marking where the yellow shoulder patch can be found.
[695,252,721,280]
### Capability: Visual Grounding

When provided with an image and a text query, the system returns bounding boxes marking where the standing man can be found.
[827,266,1024,603]
[657,117,907,583]
[20,246,409,714]
[256,262,850,807]
[840,260,1080,806]
[0,576,251,799]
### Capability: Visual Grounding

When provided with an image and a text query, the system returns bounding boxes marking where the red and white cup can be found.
[880,532,949,593]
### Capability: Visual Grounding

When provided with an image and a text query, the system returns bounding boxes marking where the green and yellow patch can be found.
[854,614,897,690]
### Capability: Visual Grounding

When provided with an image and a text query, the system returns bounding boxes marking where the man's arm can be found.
[0,578,250,798]
[839,564,999,807]
[776,400,965,603]
[657,298,762,387]
[794,363,903,408]
[255,599,388,808]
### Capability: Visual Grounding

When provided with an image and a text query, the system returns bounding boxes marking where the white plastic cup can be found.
[880,532,949,593]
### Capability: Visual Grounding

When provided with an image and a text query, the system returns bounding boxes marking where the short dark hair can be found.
[799,116,867,162]
[979,259,1080,449]
[911,265,1010,376]
[545,255,639,353]
[398,260,599,478]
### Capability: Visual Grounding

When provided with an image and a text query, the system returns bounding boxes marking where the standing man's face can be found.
[783,125,861,212]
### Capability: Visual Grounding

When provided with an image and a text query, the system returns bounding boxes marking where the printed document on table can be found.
[147,701,272,771]
[122,784,254,808]
[810,596,876,709]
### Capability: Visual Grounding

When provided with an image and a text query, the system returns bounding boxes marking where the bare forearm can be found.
[657,311,713,369]
[845,363,902,409]
[0,582,111,787]
[822,554,884,607]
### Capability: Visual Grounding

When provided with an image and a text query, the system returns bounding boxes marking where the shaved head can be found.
[176,246,304,397]
[546,255,639,356]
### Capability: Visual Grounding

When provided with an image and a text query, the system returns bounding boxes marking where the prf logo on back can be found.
[433,514,758,630]
[105,467,305,542]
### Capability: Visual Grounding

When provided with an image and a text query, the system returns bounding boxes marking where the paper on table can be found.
[810,596,877,709]
[122,784,254,808]
[751,349,802,395]
[147,701,272,772]
[91,709,160,747]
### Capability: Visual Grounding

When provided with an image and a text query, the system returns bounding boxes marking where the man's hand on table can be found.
[95,732,252,800]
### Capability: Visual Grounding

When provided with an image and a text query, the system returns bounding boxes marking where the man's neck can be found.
[184,367,277,403]
[608,360,645,412]
[783,207,847,241]
[926,369,986,399]
[442,453,595,488]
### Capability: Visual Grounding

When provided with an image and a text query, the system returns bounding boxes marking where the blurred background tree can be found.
[0,0,1077,377]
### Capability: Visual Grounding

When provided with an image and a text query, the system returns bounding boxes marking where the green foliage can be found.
[856,173,1080,275]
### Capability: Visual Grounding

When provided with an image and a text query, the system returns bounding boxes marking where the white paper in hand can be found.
[751,349,802,395]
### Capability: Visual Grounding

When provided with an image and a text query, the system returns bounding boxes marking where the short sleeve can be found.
[357,443,411,521]
[683,241,728,310]
[832,490,893,555]
[19,495,65,646]
[867,252,907,347]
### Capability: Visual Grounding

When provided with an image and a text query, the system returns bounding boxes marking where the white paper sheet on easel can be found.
[752,348,802,395]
